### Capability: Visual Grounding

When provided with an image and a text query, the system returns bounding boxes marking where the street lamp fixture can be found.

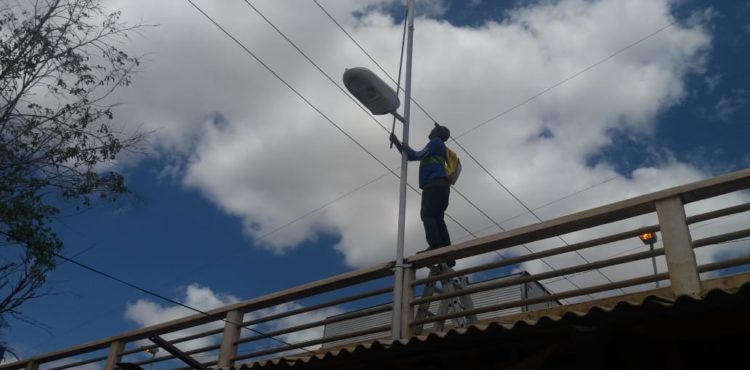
[343,67,404,120]
[638,231,660,288]
[638,232,657,245]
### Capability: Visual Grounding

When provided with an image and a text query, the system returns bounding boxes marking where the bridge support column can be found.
[656,196,701,298]
[218,310,243,368]
[103,340,125,370]
[399,266,416,339]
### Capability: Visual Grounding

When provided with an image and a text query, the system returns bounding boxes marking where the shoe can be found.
[416,247,455,268]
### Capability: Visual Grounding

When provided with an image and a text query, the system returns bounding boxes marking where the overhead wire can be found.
[456,21,678,139]
[157,1,485,297]
[312,1,681,292]
[449,138,624,289]
[184,0,392,176]
[445,21,678,293]
[390,5,408,141]
[186,0,484,244]
[237,0,486,246]
[311,0,641,293]
[27,4,705,347]
[191,0,675,296]
[53,252,317,355]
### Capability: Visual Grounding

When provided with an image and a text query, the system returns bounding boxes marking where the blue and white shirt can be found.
[405,137,447,188]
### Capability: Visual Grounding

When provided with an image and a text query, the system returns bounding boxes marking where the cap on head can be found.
[431,122,450,141]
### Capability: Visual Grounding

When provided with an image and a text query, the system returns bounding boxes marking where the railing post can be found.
[103,340,125,370]
[400,266,416,338]
[218,310,243,368]
[656,196,702,298]
[24,361,39,370]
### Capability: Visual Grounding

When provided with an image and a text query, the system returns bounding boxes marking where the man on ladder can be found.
[389,123,455,265]
[390,123,474,333]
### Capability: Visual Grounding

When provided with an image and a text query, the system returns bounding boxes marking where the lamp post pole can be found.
[639,232,660,289]
[649,241,660,288]
[392,0,415,340]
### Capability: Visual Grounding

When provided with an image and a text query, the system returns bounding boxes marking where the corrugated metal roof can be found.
[231,274,750,370]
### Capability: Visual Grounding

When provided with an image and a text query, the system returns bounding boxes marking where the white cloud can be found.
[39,359,99,370]
[102,0,748,283]
[705,74,722,92]
[124,285,343,360]
[250,302,344,354]
[714,89,748,123]
[125,284,239,352]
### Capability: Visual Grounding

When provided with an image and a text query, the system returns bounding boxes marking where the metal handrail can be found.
[4,168,750,370]
[411,272,670,327]
[238,286,392,328]
[2,262,394,369]
[686,201,750,225]
[413,224,661,286]
[45,354,108,370]
[412,247,664,306]
[235,304,392,346]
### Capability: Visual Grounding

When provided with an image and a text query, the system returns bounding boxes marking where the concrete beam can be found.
[656,197,701,298]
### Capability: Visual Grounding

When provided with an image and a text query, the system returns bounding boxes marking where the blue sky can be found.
[4,0,750,362]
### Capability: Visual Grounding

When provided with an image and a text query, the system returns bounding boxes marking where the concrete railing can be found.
[4,168,750,370]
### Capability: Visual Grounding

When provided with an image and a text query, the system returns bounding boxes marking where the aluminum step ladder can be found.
[413,263,478,334]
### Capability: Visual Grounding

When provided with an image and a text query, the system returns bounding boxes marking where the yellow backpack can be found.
[445,147,461,185]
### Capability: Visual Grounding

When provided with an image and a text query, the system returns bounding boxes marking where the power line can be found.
[184,0,391,176]
[236,0,474,242]
[493,175,620,226]
[187,0,487,241]
[456,21,677,139]
[184,0,484,239]
[238,0,388,135]
[452,175,620,242]
[312,0,438,124]
[235,0,532,263]
[31,6,681,347]
[310,1,628,293]
[449,138,622,289]
[193,1,673,296]
[234,2,535,275]
[313,2,676,291]
[53,252,316,355]
[178,1,491,289]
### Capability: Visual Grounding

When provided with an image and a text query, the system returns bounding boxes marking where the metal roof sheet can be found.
[231,273,750,370]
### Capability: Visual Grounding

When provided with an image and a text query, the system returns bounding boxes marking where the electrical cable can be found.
[199,0,617,298]
[239,0,389,135]
[193,1,675,297]
[188,0,486,243]
[455,21,677,139]
[449,139,623,290]
[25,6,690,348]
[311,2,676,292]
[492,175,620,227]
[390,5,408,142]
[311,1,627,293]
[237,0,494,253]
[185,0,472,242]
[52,252,317,355]
[184,0,391,176]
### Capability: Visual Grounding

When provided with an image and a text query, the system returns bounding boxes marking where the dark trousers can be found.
[421,178,451,249]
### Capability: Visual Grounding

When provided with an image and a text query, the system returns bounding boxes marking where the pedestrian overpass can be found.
[4,168,750,370]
